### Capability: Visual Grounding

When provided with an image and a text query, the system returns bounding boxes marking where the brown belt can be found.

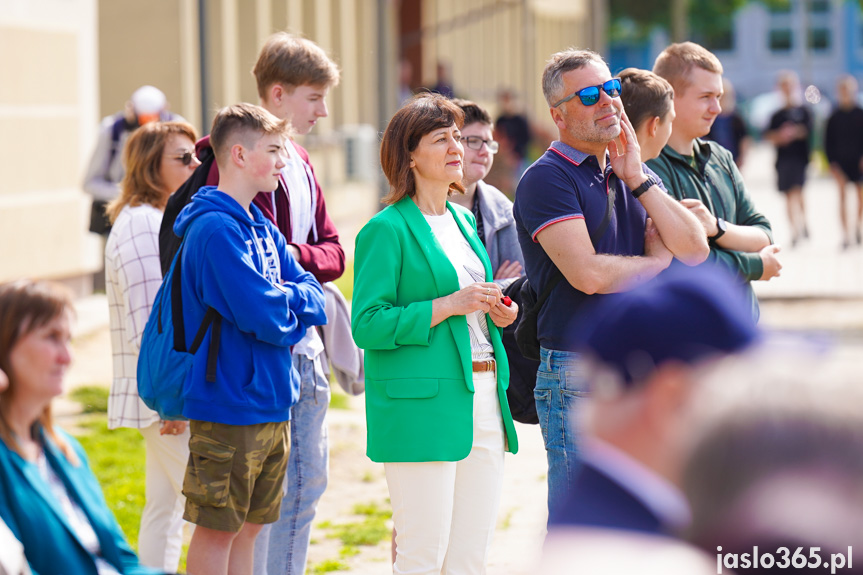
[472,359,496,372]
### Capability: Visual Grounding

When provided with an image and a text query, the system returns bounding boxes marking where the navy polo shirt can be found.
[513,141,661,352]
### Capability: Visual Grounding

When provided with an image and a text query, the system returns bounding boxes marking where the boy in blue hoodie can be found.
[174,103,326,575]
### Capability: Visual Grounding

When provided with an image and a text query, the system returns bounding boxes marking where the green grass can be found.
[329,389,351,410]
[497,507,515,530]
[74,418,146,549]
[69,385,110,413]
[332,259,354,302]
[71,413,189,572]
[318,501,392,547]
[310,558,349,573]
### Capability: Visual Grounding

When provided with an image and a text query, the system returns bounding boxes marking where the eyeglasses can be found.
[463,136,499,154]
[166,151,197,166]
[553,78,622,108]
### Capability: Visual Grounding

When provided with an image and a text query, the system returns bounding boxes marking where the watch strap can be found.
[708,217,727,241]
[631,175,656,199]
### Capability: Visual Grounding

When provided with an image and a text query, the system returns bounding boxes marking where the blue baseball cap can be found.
[571,264,760,385]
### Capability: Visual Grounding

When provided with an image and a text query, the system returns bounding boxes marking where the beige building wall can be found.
[0,0,101,288]
[419,0,605,131]
[97,0,195,125]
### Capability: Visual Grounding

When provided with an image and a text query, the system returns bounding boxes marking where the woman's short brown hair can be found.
[619,68,675,132]
[107,121,198,223]
[0,279,78,464]
[380,93,465,205]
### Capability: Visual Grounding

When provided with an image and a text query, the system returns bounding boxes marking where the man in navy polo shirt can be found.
[513,48,709,513]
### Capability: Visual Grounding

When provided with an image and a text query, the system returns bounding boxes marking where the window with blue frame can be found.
[770,28,794,51]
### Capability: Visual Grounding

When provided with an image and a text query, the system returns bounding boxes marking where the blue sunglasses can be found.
[553,78,622,107]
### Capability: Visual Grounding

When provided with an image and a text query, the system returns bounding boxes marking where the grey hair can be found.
[542,48,608,107]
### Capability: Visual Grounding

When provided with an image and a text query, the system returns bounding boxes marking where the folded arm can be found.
[536,217,672,295]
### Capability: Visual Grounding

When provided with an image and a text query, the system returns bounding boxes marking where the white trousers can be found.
[137,422,190,572]
[385,371,505,575]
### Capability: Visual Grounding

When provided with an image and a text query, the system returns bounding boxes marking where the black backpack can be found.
[502,185,616,424]
[159,144,216,276]
[501,276,541,424]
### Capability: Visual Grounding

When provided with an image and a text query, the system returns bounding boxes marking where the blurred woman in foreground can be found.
[0,279,162,575]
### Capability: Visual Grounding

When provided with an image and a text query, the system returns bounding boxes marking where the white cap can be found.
[131,85,167,115]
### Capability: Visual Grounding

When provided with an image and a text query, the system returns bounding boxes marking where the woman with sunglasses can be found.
[352,94,519,574]
[449,99,524,288]
[104,120,199,572]
[0,280,162,575]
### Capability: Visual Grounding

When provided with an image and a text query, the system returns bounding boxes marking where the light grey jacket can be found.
[476,180,524,287]
[319,282,364,395]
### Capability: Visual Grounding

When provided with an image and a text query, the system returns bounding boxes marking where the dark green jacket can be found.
[647,140,773,318]
[351,197,518,462]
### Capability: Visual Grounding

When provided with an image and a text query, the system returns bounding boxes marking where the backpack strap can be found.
[535,180,617,308]
[108,115,129,168]
[167,241,222,383]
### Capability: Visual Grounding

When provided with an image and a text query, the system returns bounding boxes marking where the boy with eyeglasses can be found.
[512,49,707,513]
[647,42,780,321]
[159,33,344,575]
[449,99,524,287]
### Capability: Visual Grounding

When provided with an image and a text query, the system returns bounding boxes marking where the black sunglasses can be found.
[553,78,622,108]
[166,151,197,166]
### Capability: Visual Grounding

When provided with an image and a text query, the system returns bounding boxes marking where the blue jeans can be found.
[534,347,588,514]
[254,353,330,575]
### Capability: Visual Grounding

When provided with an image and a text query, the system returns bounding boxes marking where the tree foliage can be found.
[610,0,792,44]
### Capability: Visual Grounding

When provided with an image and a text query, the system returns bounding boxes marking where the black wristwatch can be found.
[708,217,727,242]
[631,175,659,199]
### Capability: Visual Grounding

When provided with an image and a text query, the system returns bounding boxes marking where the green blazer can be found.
[352,197,519,462]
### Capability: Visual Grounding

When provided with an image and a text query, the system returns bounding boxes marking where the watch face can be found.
[718,218,727,232]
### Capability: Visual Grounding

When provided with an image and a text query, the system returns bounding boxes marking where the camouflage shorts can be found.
[183,419,289,533]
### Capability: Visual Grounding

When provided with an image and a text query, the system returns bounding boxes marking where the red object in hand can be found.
[501,296,512,306]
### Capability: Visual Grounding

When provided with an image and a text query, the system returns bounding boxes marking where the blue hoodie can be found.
[173,186,326,425]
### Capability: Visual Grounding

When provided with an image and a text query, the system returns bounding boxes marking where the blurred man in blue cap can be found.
[549,263,759,537]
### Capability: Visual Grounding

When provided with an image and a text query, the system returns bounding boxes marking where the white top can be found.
[0,515,30,575]
[424,211,494,361]
[280,145,323,360]
[104,204,162,429]
[584,437,692,530]
[36,452,121,575]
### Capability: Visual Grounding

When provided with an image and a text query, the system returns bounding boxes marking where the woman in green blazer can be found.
[352,94,519,573]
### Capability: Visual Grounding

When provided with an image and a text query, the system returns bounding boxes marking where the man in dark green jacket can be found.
[648,42,782,319]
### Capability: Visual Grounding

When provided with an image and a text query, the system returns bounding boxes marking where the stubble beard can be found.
[564,107,621,144]
[571,119,621,144]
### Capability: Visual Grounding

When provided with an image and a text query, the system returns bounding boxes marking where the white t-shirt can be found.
[424,211,494,361]
[281,144,323,360]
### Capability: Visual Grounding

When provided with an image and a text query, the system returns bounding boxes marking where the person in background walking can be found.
[765,71,812,247]
[84,86,179,237]
[824,74,863,250]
